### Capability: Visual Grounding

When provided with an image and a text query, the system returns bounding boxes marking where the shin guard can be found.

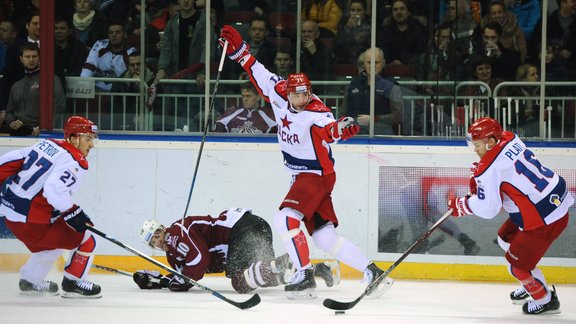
[64,233,97,280]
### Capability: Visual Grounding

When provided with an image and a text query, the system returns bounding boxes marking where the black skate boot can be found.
[284,268,317,299]
[313,261,340,287]
[457,233,480,255]
[522,286,560,315]
[61,277,102,299]
[363,262,394,299]
[510,286,531,305]
[19,279,58,296]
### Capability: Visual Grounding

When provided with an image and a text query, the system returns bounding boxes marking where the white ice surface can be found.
[0,272,575,324]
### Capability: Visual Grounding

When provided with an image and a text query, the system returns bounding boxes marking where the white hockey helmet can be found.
[140,220,165,249]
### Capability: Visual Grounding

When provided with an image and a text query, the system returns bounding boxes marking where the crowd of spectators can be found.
[0,0,574,135]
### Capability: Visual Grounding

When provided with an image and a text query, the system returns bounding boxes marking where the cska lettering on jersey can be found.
[35,141,60,157]
[280,128,300,144]
[505,143,524,160]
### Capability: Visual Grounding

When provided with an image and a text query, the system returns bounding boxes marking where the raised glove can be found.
[219,25,250,63]
[167,275,193,292]
[328,116,359,141]
[61,205,93,232]
[133,270,169,289]
[448,196,473,217]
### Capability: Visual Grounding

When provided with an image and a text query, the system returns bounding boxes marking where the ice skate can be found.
[510,286,532,305]
[271,253,295,284]
[285,268,317,300]
[522,286,560,315]
[314,261,340,287]
[457,233,480,255]
[19,279,59,296]
[363,262,394,299]
[61,277,102,299]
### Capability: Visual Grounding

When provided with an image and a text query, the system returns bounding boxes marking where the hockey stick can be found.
[92,264,132,277]
[88,225,261,310]
[323,209,454,311]
[180,41,228,227]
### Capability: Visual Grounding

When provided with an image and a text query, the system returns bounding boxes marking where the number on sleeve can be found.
[59,171,77,187]
[514,150,553,192]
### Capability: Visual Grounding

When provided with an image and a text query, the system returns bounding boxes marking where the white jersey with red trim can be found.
[467,132,573,230]
[0,139,89,224]
[241,56,338,176]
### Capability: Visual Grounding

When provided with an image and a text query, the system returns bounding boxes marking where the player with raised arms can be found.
[218,24,393,299]
[0,116,102,298]
[448,117,573,315]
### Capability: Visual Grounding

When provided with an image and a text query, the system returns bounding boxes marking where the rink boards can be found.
[1,135,574,283]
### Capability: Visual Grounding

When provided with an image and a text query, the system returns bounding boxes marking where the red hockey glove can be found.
[133,270,169,289]
[327,116,359,141]
[447,196,473,217]
[469,162,478,195]
[219,25,250,64]
[61,205,93,232]
[167,275,193,292]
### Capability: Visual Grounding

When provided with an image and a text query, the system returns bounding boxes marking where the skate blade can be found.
[60,291,102,299]
[286,288,317,300]
[366,277,394,299]
[19,291,59,297]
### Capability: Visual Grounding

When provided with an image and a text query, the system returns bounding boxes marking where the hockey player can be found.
[448,117,573,315]
[218,25,394,299]
[135,208,339,293]
[0,116,101,298]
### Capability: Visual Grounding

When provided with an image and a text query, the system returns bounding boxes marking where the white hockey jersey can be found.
[468,132,574,230]
[0,139,89,224]
[240,55,338,176]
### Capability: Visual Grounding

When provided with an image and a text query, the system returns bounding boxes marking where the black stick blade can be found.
[227,293,261,310]
[323,296,362,310]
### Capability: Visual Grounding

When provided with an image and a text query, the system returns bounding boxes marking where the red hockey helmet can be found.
[467,117,502,141]
[64,116,98,139]
[286,73,312,94]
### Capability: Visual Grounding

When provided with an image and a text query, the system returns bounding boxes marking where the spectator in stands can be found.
[271,47,294,79]
[213,81,276,134]
[528,0,576,81]
[480,0,527,63]
[302,0,343,37]
[300,20,334,82]
[471,21,521,81]
[81,21,138,91]
[439,0,477,65]
[72,0,108,48]
[145,1,181,63]
[512,63,540,136]
[377,0,427,66]
[462,54,505,98]
[155,0,209,131]
[0,12,38,124]
[343,47,403,135]
[111,51,155,130]
[54,16,89,81]
[418,22,463,81]
[0,20,17,73]
[506,0,540,42]
[334,0,371,64]
[4,43,65,136]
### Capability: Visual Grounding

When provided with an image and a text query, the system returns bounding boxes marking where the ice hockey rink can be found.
[0,272,574,324]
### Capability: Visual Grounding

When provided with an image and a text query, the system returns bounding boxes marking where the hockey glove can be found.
[61,205,93,232]
[327,116,360,141]
[219,25,251,64]
[133,270,169,289]
[448,196,473,217]
[167,275,193,292]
